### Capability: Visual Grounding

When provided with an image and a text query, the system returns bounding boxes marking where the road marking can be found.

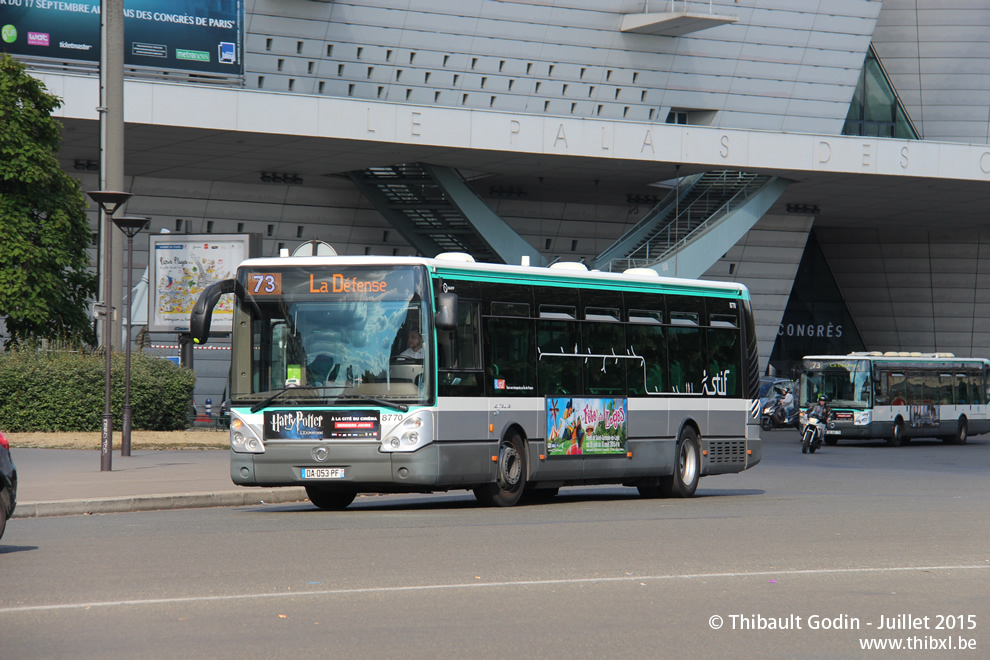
[1,563,987,614]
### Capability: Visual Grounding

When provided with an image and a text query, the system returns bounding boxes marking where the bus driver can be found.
[400,329,424,359]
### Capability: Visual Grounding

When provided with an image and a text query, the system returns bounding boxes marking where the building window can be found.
[842,45,919,140]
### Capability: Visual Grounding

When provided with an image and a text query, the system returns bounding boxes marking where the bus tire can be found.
[658,427,701,498]
[474,433,526,507]
[948,417,968,445]
[887,419,904,447]
[305,486,356,510]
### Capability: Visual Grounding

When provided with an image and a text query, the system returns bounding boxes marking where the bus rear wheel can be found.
[946,418,968,445]
[305,486,356,510]
[474,433,527,507]
[658,427,701,498]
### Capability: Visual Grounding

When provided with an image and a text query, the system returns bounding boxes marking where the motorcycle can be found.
[761,396,797,431]
[801,414,830,453]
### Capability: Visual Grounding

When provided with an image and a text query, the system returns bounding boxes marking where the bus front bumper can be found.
[231,442,442,489]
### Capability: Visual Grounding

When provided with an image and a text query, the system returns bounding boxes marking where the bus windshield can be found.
[799,358,872,409]
[230,264,431,407]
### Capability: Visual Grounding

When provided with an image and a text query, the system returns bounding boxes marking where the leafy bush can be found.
[0,347,196,432]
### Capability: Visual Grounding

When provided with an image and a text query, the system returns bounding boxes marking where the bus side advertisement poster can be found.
[909,404,939,429]
[546,397,627,456]
[0,1,244,76]
[264,410,381,441]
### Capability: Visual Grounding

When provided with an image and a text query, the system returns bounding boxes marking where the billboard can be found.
[149,233,256,334]
[0,1,243,76]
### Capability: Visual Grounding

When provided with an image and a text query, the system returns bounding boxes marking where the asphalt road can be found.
[2,431,988,659]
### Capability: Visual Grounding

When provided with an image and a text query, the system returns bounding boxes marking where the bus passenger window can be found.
[438,302,484,396]
[956,374,968,405]
[668,312,704,395]
[939,374,953,404]
[874,374,888,405]
[485,316,535,396]
[706,325,740,397]
[627,310,665,395]
[584,312,624,395]
[537,320,580,396]
[888,372,906,405]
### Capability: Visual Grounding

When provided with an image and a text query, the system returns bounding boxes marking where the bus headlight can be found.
[230,416,265,454]
[854,411,872,426]
[381,412,433,453]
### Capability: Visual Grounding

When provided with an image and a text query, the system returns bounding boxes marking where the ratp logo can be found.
[2,25,17,44]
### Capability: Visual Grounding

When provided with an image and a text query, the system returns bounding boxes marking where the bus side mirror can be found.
[435,292,458,331]
[191,278,237,344]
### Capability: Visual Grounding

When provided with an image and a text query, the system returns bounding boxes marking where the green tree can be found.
[0,53,96,345]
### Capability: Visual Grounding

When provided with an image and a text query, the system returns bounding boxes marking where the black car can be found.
[0,430,16,540]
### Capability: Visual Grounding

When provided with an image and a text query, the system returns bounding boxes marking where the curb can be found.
[12,487,309,519]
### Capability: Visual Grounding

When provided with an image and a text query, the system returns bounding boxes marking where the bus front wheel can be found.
[887,419,905,447]
[306,486,356,510]
[474,433,527,507]
[659,427,701,498]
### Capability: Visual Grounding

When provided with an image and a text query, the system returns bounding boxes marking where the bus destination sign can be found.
[241,266,422,301]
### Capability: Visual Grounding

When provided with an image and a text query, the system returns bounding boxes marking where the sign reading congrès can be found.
[0,0,243,76]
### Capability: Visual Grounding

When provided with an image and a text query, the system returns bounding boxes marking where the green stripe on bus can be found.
[431,267,749,300]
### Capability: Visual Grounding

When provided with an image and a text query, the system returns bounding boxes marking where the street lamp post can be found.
[86,190,132,472]
[113,216,149,457]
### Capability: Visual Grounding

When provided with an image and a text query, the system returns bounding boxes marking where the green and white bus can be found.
[191,252,762,509]
[798,352,990,446]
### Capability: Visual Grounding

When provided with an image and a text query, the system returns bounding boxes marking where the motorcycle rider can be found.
[807,394,831,432]
[801,394,832,451]
[780,387,796,424]
[809,394,830,420]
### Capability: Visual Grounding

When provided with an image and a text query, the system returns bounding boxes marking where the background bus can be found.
[798,352,990,446]
[191,251,763,509]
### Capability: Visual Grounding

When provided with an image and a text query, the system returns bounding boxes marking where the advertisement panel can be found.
[263,410,382,441]
[149,233,250,333]
[0,1,243,75]
[546,397,628,456]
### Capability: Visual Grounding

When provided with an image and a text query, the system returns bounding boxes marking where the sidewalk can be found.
[11,448,307,519]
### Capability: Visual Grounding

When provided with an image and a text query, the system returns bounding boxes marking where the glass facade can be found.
[843,46,919,139]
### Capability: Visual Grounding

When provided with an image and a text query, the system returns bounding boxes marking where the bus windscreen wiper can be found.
[339,393,409,412]
[249,387,407,413]
[249,386,319,413]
